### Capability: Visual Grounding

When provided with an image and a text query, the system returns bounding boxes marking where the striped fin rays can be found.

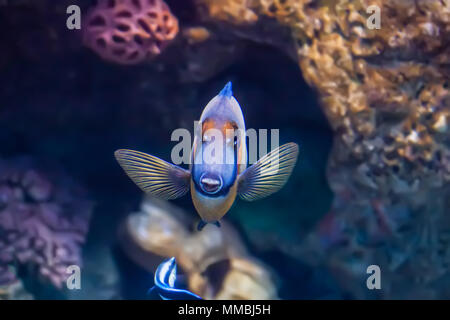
[114,142,298,202]
[114,149,190,200]
[237,142,299,201]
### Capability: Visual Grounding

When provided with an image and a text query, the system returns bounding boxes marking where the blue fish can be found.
[115,82,299,231]
[148,257,202,300]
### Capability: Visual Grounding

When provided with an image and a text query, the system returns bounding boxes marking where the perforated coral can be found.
[83,0,179,65]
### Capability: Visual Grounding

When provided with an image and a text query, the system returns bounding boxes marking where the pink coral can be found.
[0,157,92,289]
[82,0,179,65]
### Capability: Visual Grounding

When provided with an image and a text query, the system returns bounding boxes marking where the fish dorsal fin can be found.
[237,143,299,201]
[218,81,233,98]
[115,149,190,200]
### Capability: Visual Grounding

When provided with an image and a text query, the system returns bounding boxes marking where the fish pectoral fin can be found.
[115,149,190,200]
[237,142,299,201]
[213,221,221,228]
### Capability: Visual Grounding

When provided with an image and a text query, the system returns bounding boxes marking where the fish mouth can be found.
[199,173,223,194]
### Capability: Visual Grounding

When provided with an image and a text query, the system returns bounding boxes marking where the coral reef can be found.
[119,196,278,300]
[1,0,450,300]
[0,157,92,289]
[185,0,450,298]
[191,0,450,196]
[83,0,179,65]
[300,192,450,299]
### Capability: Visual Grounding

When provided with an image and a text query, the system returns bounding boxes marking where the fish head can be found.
[191,82,247,197]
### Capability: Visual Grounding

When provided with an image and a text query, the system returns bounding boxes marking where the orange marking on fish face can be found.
[202,119,237,138]
[222,120,237,132]
[202,119,239,146]
[202,118,217,134]
[199,118,240,167]
[222,121,238,145]
[222,121,246,171]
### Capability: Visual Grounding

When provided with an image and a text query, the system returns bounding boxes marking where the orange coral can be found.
[83,0,178,65]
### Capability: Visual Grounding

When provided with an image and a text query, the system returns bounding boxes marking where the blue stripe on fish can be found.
[149,257,203,300]
[219,81,233,97]
[191,139,238,198]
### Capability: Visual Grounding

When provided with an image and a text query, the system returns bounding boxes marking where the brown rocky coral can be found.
[191,0,450,194]
[83,0,179,65]
[119,197,278,300]
[188,0,450,298]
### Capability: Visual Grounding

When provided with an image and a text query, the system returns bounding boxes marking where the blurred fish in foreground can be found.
[149,257,202,300]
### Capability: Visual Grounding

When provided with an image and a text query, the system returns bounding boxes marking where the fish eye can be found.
[234,136,238,146]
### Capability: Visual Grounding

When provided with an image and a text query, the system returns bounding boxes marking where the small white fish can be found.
[115,82,299,230]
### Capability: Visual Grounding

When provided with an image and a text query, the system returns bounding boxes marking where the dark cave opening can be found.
[207,43,336,299]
